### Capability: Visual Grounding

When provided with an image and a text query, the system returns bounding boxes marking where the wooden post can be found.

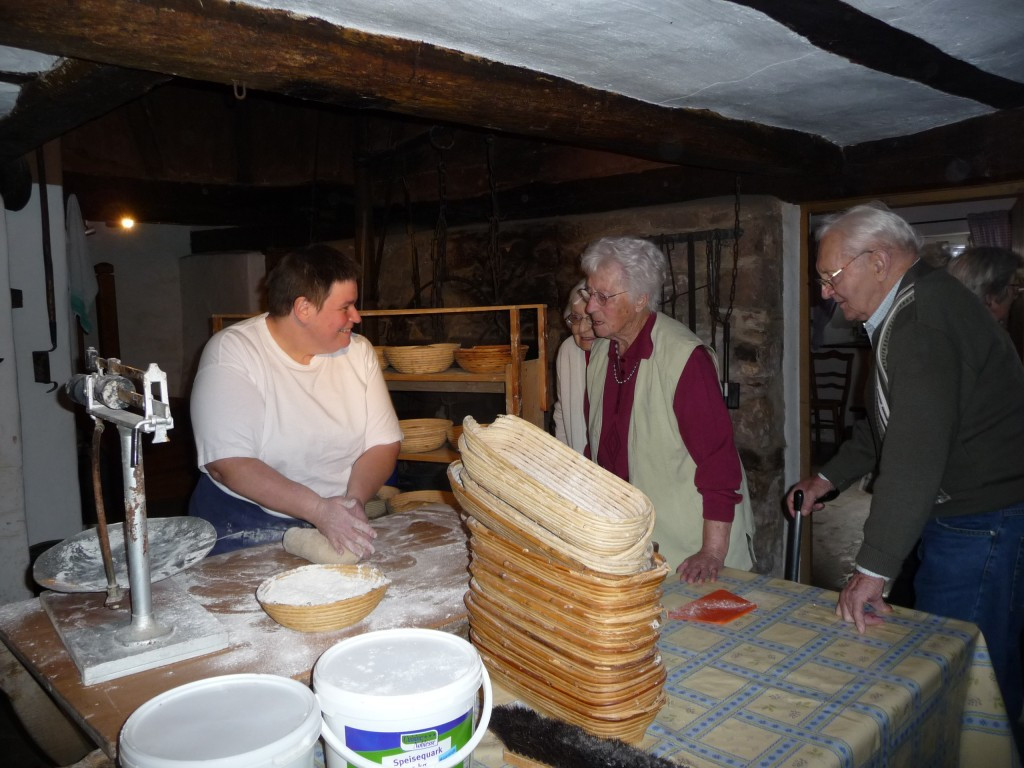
[93,262,120,359]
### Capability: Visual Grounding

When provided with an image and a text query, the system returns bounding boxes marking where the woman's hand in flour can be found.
[315,496,377,557]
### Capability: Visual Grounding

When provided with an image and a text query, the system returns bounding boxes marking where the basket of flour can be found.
[257,564,390,632]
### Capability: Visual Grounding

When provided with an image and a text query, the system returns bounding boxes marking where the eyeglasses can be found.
[565,313,593,328]
[815,249,875,290]
[578,286,627,306]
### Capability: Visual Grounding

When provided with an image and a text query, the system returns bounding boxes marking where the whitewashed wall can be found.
[82,223,191,396]
[0,177,82,604]
[0,197,31,602]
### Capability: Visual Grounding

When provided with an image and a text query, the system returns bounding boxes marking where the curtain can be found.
[967,210,1012,248]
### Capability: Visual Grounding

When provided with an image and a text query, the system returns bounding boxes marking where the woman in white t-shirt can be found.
[189,244,402,556]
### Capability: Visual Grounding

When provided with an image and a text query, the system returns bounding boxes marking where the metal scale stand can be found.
[35,349,228,685]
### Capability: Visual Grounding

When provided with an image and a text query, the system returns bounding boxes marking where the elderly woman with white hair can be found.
[580,236,755,582]
[552,279,594,452]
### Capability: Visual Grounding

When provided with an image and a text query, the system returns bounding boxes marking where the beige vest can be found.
[587,313,755,571]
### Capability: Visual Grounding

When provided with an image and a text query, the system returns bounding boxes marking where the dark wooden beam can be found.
[62,172,355,228]
[0,58,169,161]
[841,107,1024,197]
[0,0,841,177]
[389,163,842,228]
[727,0,1024,109]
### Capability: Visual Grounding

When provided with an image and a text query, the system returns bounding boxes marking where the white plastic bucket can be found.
[314,628,492,768]
[119,673,321,768]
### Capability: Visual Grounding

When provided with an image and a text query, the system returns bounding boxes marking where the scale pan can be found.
[33,517,217,593]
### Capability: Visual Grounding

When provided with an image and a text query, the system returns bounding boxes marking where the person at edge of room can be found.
[786,202,1024,728]
[188,243,402,557]
[946,245,1023,327]
[580,236,756,583]
[552,279,595,453]
[947,245,1024,364]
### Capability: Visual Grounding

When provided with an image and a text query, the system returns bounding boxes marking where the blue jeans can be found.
[914,502,1024,722]
[188,474,312,556]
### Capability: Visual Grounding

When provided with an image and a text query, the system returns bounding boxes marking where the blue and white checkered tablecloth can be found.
[470,568,1018,768]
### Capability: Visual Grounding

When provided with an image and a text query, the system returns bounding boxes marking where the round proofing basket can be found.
[399,418,453,453]
[453,344,527,374]
[257,564,389,632]
[387,489,459,514]
[374,346,388,370]
[384,343,459,374]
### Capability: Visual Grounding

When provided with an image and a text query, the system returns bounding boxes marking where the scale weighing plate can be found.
[33,516,216,593]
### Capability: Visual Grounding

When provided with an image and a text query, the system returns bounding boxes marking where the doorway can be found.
[796,183,1024,587]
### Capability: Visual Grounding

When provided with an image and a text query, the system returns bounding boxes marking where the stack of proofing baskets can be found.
[448,414,669,743]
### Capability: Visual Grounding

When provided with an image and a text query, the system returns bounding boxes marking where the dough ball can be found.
[282,527,360,565]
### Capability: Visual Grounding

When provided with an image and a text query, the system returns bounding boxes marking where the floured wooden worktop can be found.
[0,505,471,759]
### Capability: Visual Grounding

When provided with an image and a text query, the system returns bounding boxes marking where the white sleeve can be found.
[190,333,266,469]
[354,338,403,449]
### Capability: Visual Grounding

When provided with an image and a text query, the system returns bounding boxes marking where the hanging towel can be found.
[65,193,97,333]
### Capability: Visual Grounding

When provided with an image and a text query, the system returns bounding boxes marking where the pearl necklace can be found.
[612,342,640,385]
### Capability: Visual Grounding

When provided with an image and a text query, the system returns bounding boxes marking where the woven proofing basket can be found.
[384,343,459,374]
[386,489,458,514]
[399,417,453,452]
[256,564,389,632]
[374,345,388,370]
[450,461,654,574]
[453,344,527,373]
[459,415,655,560]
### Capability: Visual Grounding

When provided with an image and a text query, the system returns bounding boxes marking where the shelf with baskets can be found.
[364,304,549,464]
[211,304,550,465]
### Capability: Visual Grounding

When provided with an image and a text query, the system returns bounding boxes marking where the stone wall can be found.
[374,195,789,574]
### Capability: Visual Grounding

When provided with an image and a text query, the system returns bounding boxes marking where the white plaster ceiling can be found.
[1,0,1023,147]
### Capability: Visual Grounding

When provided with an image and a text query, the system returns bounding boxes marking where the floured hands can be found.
[315,496,377,557]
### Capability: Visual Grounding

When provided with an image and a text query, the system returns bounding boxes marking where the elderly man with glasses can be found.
[788,202,1024,731]
[579,236,756,584]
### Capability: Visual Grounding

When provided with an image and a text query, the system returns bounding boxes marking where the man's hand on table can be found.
[315,496,377,557]
[836,571,891,633]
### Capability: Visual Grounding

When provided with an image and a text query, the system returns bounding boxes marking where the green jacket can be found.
[821,260,1024,578]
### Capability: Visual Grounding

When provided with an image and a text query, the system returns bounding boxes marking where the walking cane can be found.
[787,490,804,582]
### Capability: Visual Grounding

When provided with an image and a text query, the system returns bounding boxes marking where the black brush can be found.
[488,703,687,768]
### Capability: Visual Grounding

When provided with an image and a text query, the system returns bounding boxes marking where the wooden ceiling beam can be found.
[0,57,169,161]
[0,0,841,177]
[728,0,1024,109]
[840,107,1024,197]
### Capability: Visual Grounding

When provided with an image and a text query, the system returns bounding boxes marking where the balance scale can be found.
[34,349,228,686]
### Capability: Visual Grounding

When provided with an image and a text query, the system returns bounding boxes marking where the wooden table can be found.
[0,505,471,760]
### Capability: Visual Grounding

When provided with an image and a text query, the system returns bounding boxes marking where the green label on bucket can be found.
[402,731,438,748]
[344,711,472,768]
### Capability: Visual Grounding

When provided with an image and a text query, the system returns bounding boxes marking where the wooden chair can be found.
[810,349,854,451]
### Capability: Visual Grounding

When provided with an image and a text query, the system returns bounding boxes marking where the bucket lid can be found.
[314,628,481,716]
[119,673,321,768]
